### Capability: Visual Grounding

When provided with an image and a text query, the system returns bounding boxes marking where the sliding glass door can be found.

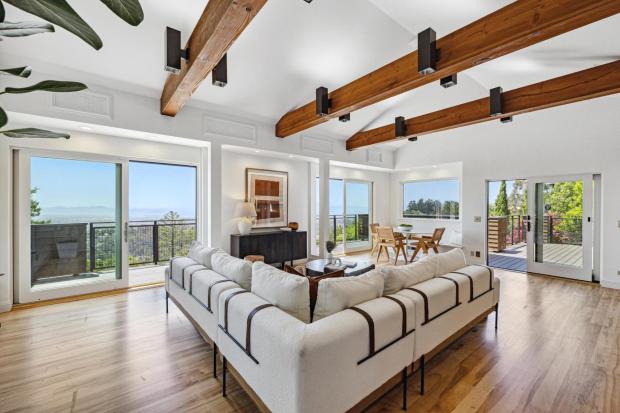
[15,150,128,303]
[343,180,372,253]
[526,175,593,281]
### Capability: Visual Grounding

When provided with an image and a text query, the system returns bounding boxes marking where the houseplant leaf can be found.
[0,106,7,128]
[100,0,143,26]
[0,66,32,77]
[3,0,102,49]
[0,127,70,139]
[3,80,87,94]
[0,21,54,37]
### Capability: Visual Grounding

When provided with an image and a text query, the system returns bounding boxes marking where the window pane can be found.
[402,179,460,219]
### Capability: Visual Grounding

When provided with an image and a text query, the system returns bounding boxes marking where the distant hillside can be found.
[38,206,195,223]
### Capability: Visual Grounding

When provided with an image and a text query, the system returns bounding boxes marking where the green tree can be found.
[546,181,582,237]
[508,180,527,216]
[494,180,509,217]
[30,187,51,224]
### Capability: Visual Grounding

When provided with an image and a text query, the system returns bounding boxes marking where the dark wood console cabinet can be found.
[230,230,307,267]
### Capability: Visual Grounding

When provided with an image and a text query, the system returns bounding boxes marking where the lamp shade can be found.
[236,201,257,218]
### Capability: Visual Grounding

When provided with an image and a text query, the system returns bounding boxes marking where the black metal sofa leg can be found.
[495,303,499,330]
[222,357,228,398]
[213,344,218,378]
[402,367,408,410]
[165,291,169,314]
[420,354,425,395]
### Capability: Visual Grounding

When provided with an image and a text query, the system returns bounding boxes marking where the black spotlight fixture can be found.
[408,136,418,142]
[440,73,457,88]
[500,116,513,123]
[316,86,331,117]
[303,0,312,2]
[395,116,407,137]
[212,54,227,87]
[418,27,437,75]
[339,113,351,122]
[165,27,189,74]
[489,87,503,117]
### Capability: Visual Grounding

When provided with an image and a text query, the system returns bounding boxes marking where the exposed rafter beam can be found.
[160,0,267,117]
[275,0,620,138]
[346,60,620,150]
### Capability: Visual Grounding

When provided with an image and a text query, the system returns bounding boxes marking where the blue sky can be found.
[31,158,196,220]
[403,179,459,208]
[316,179,370,216]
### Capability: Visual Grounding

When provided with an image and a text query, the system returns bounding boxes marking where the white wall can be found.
[0,132,205,311]
[392,96,620,288]
[390,163,462,244]
[220,150,310,253]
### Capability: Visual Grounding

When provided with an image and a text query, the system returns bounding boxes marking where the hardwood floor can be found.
[1,269,619,412]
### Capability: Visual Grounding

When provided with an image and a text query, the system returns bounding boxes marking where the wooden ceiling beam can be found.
[346,60,620,150]
[160,0,267,117]
[275,0,620,138]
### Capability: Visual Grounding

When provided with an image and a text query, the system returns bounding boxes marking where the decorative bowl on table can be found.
[397,224,413,232]
[288,222,299,231]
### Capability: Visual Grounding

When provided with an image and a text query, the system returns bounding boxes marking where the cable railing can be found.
[488,214,582,250]
[313,214,370,247]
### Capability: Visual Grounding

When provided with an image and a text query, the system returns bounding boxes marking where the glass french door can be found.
[15,150,129,303]
[526,175,593,281]
[343,180,372,253]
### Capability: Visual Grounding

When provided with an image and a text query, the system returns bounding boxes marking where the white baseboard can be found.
[0,301,12,313]
[601,279,620,290]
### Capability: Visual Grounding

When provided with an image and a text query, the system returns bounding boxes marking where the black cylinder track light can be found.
[440,74,457,88]
[316,86,330,116]
[408,136,418,142]
[395,116,407,137]
[418,28,437,75]
[490,87,503,117]
[501,116,513,123]
[339,113,351,122]
[212,54,227,87]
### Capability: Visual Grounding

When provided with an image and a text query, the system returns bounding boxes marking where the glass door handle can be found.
[124,222,128,243]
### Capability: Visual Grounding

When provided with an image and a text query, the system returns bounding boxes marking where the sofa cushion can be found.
[212,252,252,290]
[251,262,311,323]
[434,248,467,275]
[188,241,223,269]
[380,260,436,295]
[446,265,494,302]
[313,270,384,321]
[169,256,203,289]
[191,269,238,310]
[396,276,460,325]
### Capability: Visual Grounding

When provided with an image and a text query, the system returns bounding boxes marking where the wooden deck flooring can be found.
[1,269,619,412]
[489,243,583,272]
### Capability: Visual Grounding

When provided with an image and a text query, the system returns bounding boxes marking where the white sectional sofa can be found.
[165,243,500,413]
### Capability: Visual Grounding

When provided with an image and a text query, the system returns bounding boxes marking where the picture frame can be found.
[245,168,288,229]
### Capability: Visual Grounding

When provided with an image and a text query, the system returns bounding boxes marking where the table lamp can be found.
[236,201,257,235]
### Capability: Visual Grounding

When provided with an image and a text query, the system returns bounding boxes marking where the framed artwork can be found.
[245,168,288,228]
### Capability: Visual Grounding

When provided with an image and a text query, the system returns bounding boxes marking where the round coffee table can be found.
[305,259,375,277]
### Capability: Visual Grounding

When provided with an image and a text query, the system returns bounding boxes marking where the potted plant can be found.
[397,223,413,232]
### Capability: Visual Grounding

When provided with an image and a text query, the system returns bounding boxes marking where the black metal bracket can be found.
[316,86,331,116]
[418,28,437,75]
[395,116,407,137]
[212,53,227,87]
[165,26,190,74]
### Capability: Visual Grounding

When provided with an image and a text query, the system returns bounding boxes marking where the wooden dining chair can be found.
[408,227,446,262]
[376,226,408,265]
[369,223,381,256]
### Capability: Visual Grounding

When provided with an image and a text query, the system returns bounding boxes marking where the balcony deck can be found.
[489,243,583,272]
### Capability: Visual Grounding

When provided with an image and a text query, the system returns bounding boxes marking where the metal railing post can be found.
[354,214,358,240]
[89,223,95,272]
[333,215,337,243]
[153,221,159,264]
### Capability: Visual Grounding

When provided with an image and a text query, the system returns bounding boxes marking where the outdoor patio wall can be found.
[391,96,620,289]
[390,163,463,246]
[0,132,205,311]
[220,150,310,254]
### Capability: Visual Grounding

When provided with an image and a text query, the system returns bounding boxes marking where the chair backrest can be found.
[369,223,380,234]
[431,227,446,243]
[377,226,395,242]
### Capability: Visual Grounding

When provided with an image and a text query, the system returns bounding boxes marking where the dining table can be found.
[393,228,433,263]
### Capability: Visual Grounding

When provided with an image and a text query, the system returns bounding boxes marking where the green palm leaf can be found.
[0,106,7,128]
[0,128,70,139]
[3,80,87,94]
[0,20,54,37]
[100,0,143,26]
[4,0,102,49]
[0,66,32,77]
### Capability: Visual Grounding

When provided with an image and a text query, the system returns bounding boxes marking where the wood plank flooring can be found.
[1,270,619,412]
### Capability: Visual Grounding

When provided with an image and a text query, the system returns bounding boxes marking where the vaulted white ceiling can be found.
[2,0,618,148]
